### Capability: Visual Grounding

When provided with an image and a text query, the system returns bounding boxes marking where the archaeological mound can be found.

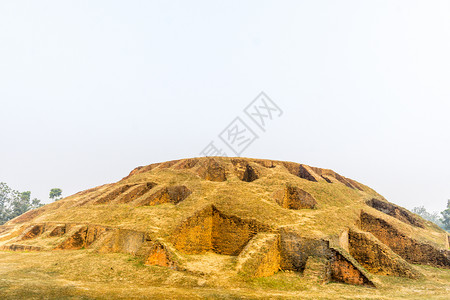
[1,157,449,287]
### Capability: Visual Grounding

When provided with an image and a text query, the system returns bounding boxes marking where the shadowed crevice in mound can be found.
[93,184,137,205]
[114,182,157,204]
[196,158,227,182]
[279,230,331,272]
[231,159,259,182]
[18,224,45,241]
[91,182,157,205]
[48,224,66,237]
[54,225,108,250]
[144,241,178,269]
[281,161,362,190]
[343,229,421,278]
[137,186,192,206]
[366,198,424,228]
[279,229,375,286]
[1,224,64,247]
[329,248,375,287]
[20,223,66,239]
[171,205,269,255]
[321,176,332,183]
[56,225,178,268]
[309,166,364,190]
[2,223,152,255]
[274,185,317,210]
[283,162,318,182]
[359,211,450,268]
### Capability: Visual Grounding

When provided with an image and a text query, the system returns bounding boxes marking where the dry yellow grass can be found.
[11,157,445,248]
[0,250,449,299]
[0,157,449,299]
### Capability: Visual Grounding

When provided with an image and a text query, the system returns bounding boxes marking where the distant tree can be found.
[9,191,31,220]
[0,182,42,225]
[441,200,450,231]
[412,206,444,228]
[0,182,12,224]
[49,188,63,201]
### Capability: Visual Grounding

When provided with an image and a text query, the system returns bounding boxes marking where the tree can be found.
[49,188,62,201]
[0,182,12,224]
[9,191,31,220]
[412,206,444,228]
[441,200,450,231]
[0,182,42,225]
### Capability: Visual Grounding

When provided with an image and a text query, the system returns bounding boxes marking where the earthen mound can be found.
[1,156,448,289]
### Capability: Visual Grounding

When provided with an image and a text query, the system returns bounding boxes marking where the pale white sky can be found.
[0,1,449,212]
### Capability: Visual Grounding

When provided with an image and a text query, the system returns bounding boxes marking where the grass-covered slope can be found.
[0,157,449,299]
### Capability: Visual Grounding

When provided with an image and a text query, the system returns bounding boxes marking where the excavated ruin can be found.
[231,159,260,182]
[196,158,227,182]
[236,233,281,277]
[1,157,449,289]
[359,211,450,268]
[144,241,178,269]
[366,198,424,228]
[137,185,192,206]
[171,205,269,255]
[343,228,420,278]
[273,185,317,210]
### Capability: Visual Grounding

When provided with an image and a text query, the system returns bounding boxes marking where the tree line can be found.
[412,201,450,231]
[0,182,62,225]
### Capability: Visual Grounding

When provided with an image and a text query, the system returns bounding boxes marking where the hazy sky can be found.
[1,1,449,212]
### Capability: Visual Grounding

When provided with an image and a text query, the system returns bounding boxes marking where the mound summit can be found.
[1,157,449,288]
